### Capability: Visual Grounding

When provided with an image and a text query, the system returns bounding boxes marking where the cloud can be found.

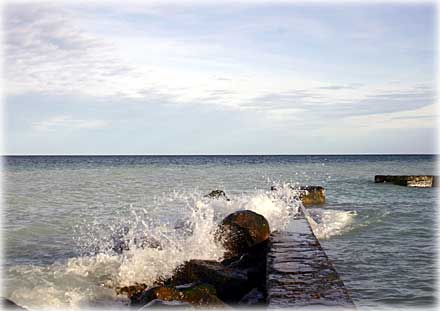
[244,83,435,121]
[4,4,136,97]
[33,115,109,131]
[4,3,435,125]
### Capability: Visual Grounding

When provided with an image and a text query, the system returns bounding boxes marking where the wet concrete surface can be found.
[267,207,356,309]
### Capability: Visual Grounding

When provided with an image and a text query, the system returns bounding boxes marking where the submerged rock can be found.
[215,210,270,258]
[131,283,225,307]
[205,190,230,201]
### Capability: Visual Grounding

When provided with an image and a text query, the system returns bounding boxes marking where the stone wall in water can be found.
[267,206,356,308]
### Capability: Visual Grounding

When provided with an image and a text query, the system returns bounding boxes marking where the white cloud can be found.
[33,115,109,131]
[4,3,435,126]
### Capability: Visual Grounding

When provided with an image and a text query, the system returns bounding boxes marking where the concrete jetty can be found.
[374,175,437,188]
[267,206,355,309]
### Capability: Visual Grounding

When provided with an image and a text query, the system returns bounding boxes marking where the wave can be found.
[5,186,300,309]
[305,208,358,240]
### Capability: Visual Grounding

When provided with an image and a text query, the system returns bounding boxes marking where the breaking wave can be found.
[5,187,300,309]
[305,208,358,240]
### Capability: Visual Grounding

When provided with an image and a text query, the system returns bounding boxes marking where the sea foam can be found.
[6,187,300,309]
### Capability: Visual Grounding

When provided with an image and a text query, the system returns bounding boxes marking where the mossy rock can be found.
[132,283,225,307]
[166,260,249,303]
[216,210,270,258]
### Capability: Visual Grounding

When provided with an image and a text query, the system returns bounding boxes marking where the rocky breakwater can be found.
[374,175,437,188]
[271,185,326,205]
[123,194,271,308]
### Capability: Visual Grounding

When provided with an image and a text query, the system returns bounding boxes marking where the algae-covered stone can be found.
[216,210,270,258]
[167,260,249,303]
[132,283,225,307]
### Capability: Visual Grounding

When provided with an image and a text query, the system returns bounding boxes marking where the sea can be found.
[2,155,437,310]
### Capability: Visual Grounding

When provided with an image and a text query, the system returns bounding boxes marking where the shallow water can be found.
[2,155,437,309]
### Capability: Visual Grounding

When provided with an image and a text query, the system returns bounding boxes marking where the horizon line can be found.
[2,153,438,157]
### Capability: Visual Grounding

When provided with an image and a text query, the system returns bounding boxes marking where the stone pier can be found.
[374,175,437,187]
[267,206,355,309]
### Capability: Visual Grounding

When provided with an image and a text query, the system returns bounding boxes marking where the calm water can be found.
[2,155,438,309]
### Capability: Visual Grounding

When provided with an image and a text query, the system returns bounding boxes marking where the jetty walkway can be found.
[267,205,355,308]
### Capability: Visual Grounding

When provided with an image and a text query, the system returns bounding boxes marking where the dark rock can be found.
[1,298,27,310]
[166,260,250,303]
[223,241,268,302]
[131,283,225,307]
[205,190,230,201]
[215,210,270,258]
[238,288,265,305]
[374,175,437,188]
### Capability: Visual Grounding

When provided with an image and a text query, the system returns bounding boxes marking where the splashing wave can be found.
[6,187,300,309]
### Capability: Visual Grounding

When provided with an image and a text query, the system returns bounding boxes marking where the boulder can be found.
[205,190,230,201]
[222,241,268,290]
[131,283,225,307]
[215,210,270,258]
[165,260,250,303]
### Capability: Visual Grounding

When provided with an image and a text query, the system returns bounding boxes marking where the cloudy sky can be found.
[3,1,437,154]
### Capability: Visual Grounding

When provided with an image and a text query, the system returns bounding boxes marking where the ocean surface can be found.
[2,155,437,310]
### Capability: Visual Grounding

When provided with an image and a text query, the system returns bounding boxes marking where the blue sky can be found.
[3,1,437,154]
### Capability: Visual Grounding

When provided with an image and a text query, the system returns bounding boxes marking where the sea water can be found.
[2,155,437,309]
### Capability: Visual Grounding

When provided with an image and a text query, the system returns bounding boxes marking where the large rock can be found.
[166,260,250,303]
[131,283,225,307]
[215,210,270,258]
[375,175,437,188]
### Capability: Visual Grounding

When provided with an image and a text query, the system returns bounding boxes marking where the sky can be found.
[3,1,438,154]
